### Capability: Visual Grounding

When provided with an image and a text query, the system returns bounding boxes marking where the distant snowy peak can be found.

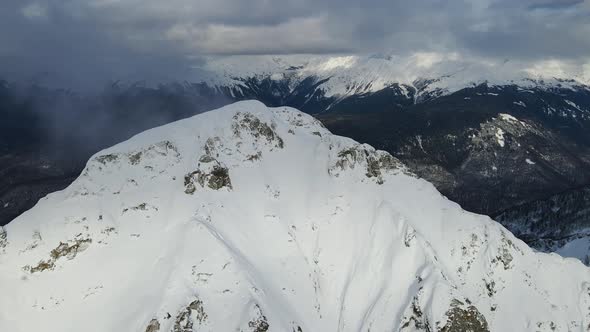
[1,101,590,331]
[196,54,590,99]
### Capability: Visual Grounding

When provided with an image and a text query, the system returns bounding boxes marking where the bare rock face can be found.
[440,300,489,332]
[184,157,232,194]
[25,238,92,274]
[329,144,410,184]
[247,305,269,332]
[232,112,284,150]
[145,319,160,332]
[173,299,208,332]
[0,226,7,249]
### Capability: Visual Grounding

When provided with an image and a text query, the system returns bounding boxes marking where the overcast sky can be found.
[1,0,589,88]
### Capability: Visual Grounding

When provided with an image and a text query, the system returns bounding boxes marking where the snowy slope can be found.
[495,185,590,266]
[1,100,589,331]
[556,236,590,265]
[197,54,590,100]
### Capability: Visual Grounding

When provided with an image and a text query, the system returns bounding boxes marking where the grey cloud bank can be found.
[1,0,589,88]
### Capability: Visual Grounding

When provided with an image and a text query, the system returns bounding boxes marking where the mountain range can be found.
[2,54,590,263]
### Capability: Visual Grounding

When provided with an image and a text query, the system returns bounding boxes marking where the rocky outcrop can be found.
[440,300,489,332]
[329,144,410,184]
[184,156,232,193]
[25,238,91,273]
[173,299,208,332]
[144,319,160,332]
[232,112,284,149]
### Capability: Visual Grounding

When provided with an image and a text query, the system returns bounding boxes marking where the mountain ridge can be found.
[196,54,590,110]
[3,57,590,265]
[1,101,589,331]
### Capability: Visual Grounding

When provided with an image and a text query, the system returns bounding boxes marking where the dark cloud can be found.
[0,0,199,90]
[452,0,590,60]
[0,0,588,88]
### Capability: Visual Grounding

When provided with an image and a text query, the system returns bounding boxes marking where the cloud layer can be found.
[1,0,589,87]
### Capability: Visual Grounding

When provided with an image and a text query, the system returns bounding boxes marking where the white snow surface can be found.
[1,100,590,331]
[498,113,519,123]
[495,128,506,148]
[556,236,590,265]
[513,101,527,108]
[565,100,583,111]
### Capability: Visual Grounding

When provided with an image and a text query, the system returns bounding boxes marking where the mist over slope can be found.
[0,81,230,226]
[0,101,589,331]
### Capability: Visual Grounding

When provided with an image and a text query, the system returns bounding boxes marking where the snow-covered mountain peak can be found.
[197,54,590,99]
[1,100,590,331]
